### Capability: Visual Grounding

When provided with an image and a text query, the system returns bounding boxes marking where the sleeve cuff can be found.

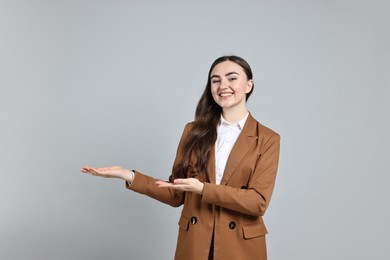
[125,170,136,188]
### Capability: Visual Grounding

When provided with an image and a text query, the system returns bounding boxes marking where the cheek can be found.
[210,87,220,102]
[210,85,218,95]
[239,82,250,94]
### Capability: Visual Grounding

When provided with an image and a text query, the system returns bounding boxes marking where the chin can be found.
[220,104,235,110]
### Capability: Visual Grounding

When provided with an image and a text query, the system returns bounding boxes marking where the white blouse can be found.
[214,113,248,185]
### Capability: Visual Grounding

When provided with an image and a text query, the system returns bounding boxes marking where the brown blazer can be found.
[127,113,280,260]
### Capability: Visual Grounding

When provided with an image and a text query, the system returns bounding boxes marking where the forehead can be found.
[211,61,245,76]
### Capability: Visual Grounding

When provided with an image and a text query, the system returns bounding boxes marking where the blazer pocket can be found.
[178,215,189,231]
[242,223,268,239]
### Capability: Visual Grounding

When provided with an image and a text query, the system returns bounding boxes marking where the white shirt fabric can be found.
[215,113,249,185]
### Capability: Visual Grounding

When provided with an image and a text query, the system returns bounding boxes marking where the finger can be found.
[97,167,110,171]
[173,179,189,185]
[91,169,104,175]
[155,180,173,188]
[162,185,184,191]
[155,181,186,190]
[81,168,94,173]
[83,170,95,175]
[88,168,102,175]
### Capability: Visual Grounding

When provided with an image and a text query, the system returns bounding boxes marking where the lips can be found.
[219,92,234,97]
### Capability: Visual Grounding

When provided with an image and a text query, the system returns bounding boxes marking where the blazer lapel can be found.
[207,144,216,184]
[220,114,258,185]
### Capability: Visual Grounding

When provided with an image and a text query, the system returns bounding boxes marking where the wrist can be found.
[198,183,205,195]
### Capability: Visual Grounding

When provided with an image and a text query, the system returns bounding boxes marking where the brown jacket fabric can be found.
[127,113,280,260]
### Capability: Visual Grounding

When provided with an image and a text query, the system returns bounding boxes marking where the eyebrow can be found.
[210,71,239,79]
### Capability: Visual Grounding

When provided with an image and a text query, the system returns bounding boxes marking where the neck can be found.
[222,106,248,123]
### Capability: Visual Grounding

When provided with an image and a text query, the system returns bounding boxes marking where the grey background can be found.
[1,0,389,259]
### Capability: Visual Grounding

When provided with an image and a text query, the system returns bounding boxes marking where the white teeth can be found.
[220,93,233,97]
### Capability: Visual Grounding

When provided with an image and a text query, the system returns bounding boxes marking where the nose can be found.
[220,78,230,88]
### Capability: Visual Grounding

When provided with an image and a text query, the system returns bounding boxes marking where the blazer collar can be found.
[207,113,258,185]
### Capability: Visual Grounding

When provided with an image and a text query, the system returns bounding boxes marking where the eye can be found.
[212,79,221,84]
[228,77,237,82]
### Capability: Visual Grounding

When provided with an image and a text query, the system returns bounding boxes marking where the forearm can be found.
[201,183,267,216]
[126,171,184,207]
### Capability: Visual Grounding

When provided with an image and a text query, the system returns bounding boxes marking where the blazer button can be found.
[190,216,197,225]
[240,186,247,189]
[229,221,236,230]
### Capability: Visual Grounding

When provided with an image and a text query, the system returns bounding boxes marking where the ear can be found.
[245,79,253,94]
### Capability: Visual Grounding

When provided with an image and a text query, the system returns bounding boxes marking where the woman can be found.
[81,55,280,260]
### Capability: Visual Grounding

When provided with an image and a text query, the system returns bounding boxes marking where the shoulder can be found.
[177,121,196,140]
[249,117,281,156]
[183,121,195,133]
[257,122,280,140]
[247,114,280,141]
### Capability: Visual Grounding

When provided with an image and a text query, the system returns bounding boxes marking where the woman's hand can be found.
[155,178,204,195]
[81,165,133,182]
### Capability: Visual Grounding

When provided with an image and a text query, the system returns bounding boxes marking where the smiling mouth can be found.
[219,92,234,97]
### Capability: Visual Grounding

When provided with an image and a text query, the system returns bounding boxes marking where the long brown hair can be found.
[171,55,254,182]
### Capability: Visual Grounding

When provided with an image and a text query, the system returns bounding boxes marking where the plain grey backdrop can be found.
[1,0,389,259]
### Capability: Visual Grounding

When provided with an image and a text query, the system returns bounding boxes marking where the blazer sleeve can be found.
[201,131,280,216]
[125,124,191,207]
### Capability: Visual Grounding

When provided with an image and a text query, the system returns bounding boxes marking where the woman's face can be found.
[210,61,253,111]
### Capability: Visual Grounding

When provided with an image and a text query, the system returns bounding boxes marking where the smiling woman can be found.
[81,55,280,260]
[210,61,253,119]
